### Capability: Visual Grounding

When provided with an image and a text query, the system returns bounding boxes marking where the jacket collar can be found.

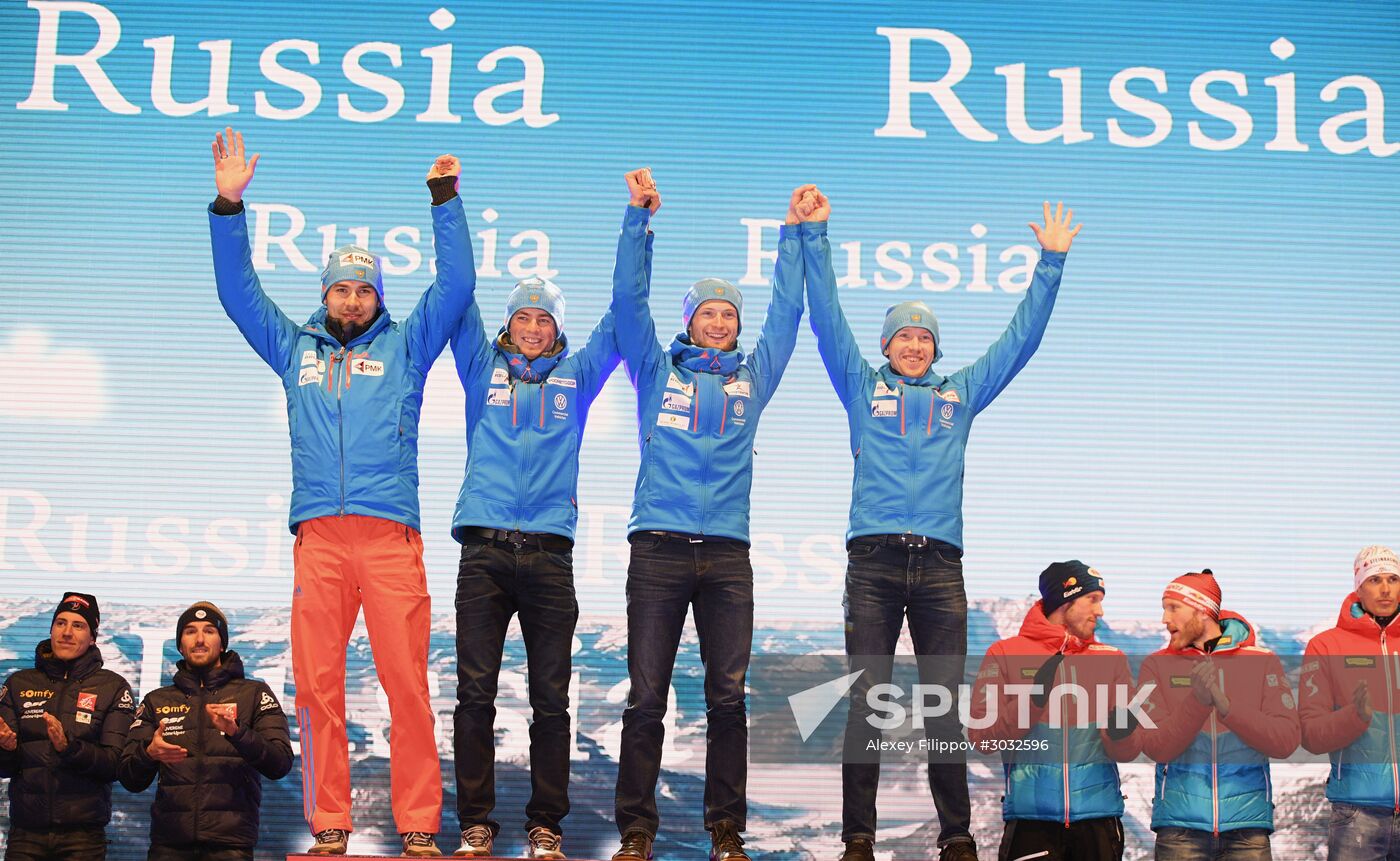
[1339,593,1400,639]
[877,362,945,389]
[301,305,391,347]
[1017,600,1095,654]
[33,639,104,681]
[1160,610,1257,656]
[173,650,246,694]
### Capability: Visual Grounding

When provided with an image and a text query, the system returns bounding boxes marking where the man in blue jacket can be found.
[448,263,624,857]
[608,170,807,861]
[800,188,1079,861]
[208,126,475,858]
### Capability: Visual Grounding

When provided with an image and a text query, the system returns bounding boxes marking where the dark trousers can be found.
[453,538,579,835]
[1154,827,1273,861]
[4,826,107,861]
[999,817,1125,861]
[840,537,973,849]
[147,844,254,861]
[614,533,754,836]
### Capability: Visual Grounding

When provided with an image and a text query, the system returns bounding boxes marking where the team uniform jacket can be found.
[969,602,1140,825]
[1138,612,1300,833]
[1299,595,1400,811]
[801,221,1064,548]
[118,652,292,849]
[449,299,630,543]
[0,642,134,830]
[611,205,804,543]
[209,196,475,534]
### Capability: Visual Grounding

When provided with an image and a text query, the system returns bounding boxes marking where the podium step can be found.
[287,856,609,860]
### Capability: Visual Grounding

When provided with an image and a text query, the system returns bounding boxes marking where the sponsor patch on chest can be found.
[1170,675,1193,688]
[301,350,318,367]
[76,692,97,712]
[936,388,961,404]
[349,357,383,376]
[656,412,689,430]
[298,366,324,387]
[874,381,898,398]
[546,376,577,388]
[666,372,694,397]
[871,399,898,418]
[75,711,91,724]
[487,388,511,407]
[1346,656,1376,668]
[661,391,692,413]
[723,379,751,398]
[491,367,509,385]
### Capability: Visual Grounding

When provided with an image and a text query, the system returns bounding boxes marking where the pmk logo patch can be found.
[339,251,375,268]
[351,358,384,376]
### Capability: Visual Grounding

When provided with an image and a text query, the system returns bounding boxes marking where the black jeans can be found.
[147,844,254,861]
[840,536,973,848]
[999,817,1124,861]
[453,537,578,835]
[5,826,107,861]
[614,533,754,837]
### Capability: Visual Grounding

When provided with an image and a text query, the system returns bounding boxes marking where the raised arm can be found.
[799,187,872,406]
[402,155,477,374]
[611,168,665,385]
[746,187,806,405]
[960,202,1080,414]
[208,126,298,374]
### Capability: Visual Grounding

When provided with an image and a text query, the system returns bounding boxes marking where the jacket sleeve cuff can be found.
[211,196,245,216]
[779,223,802,241]
[1040,249,1068,263]
[427,175,459,206]
[799,220,828,236]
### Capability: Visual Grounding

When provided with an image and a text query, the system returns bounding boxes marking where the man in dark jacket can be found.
[119,602,292,861]
[0,592,135,861]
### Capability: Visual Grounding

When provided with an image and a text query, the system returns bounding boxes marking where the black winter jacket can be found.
[0,641,135,829]
[119,652,292,849]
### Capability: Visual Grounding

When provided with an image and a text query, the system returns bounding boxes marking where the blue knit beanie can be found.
[880,301,942,363]
[683,278,743,336]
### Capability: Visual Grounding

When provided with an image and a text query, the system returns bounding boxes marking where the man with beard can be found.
[209,126,475,857]
[800,188,1079,861]
[0,593,135,861]
[120,602,292,861]
[968,562,1139,861]
[1298,545,1400,860]
[1138,571,1299,860]
[446,269,624,856]
[607,171,806,861]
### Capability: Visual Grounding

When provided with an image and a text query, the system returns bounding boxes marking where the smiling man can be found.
[1138,571,1299,860]
[607,170,806,861]
[208,126,475,857]
[0,593,135,861]
[446,263,623,857]
[968,562,1139,861]
[1298,545,1400,860]
[799,189,1078,861]
[119,602,292,861]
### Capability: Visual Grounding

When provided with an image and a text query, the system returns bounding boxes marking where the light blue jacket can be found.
[801,221,1063,548]
[612,206,804,542]
[209,196,474,533]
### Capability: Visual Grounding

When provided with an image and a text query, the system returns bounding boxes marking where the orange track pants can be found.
[291,514,441,834]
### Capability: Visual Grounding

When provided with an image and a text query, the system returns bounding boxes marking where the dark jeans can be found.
[453,537,579,835]
[147,844,254,861]
[1328,803,1400,861]
[614,533,754,837]
[1154,826,1272,860]
[999,817,1124,861]
[840,536,973,849]
[4,826,107,861]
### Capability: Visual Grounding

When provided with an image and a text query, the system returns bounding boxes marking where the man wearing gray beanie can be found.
[208,125,474,857]
[801,188,1080,861]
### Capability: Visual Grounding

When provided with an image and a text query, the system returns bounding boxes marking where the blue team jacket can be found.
[612,205,804,543]
[801,221,1064,548]
[209,196,474,533]
[448,280,633,541]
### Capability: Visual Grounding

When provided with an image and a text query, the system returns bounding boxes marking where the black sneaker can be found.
[839,838,874,861]
[708,821,750,861]
[938,841,978,861]
[307,828,349,856]
[611,829,654,861]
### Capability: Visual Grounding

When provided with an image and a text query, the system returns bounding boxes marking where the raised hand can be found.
[211,126,260,204]
[205,703,238,736]
[786,184,816,224]
[1354,680,1373,722]
[43,713,67,753]
[427,154,461,192]
[0,717,16,752]
[1028,201,1081,252]
[146,720,188,763]
[625,168,660,214]
[797,187,830,222]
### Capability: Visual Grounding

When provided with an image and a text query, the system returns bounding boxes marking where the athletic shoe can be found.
[527,826,566,859]
[454,825,494,857]
[839,838,875,861]
[402,831,443,857]
[708,821,750,861]
[611,829,654,860]
[307,828,349,856]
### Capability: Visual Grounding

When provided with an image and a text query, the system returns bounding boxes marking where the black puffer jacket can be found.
[0,641,135,829]
[119,651,292,849]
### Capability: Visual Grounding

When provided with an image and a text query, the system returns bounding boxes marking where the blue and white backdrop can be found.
[0,2,1396,857]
